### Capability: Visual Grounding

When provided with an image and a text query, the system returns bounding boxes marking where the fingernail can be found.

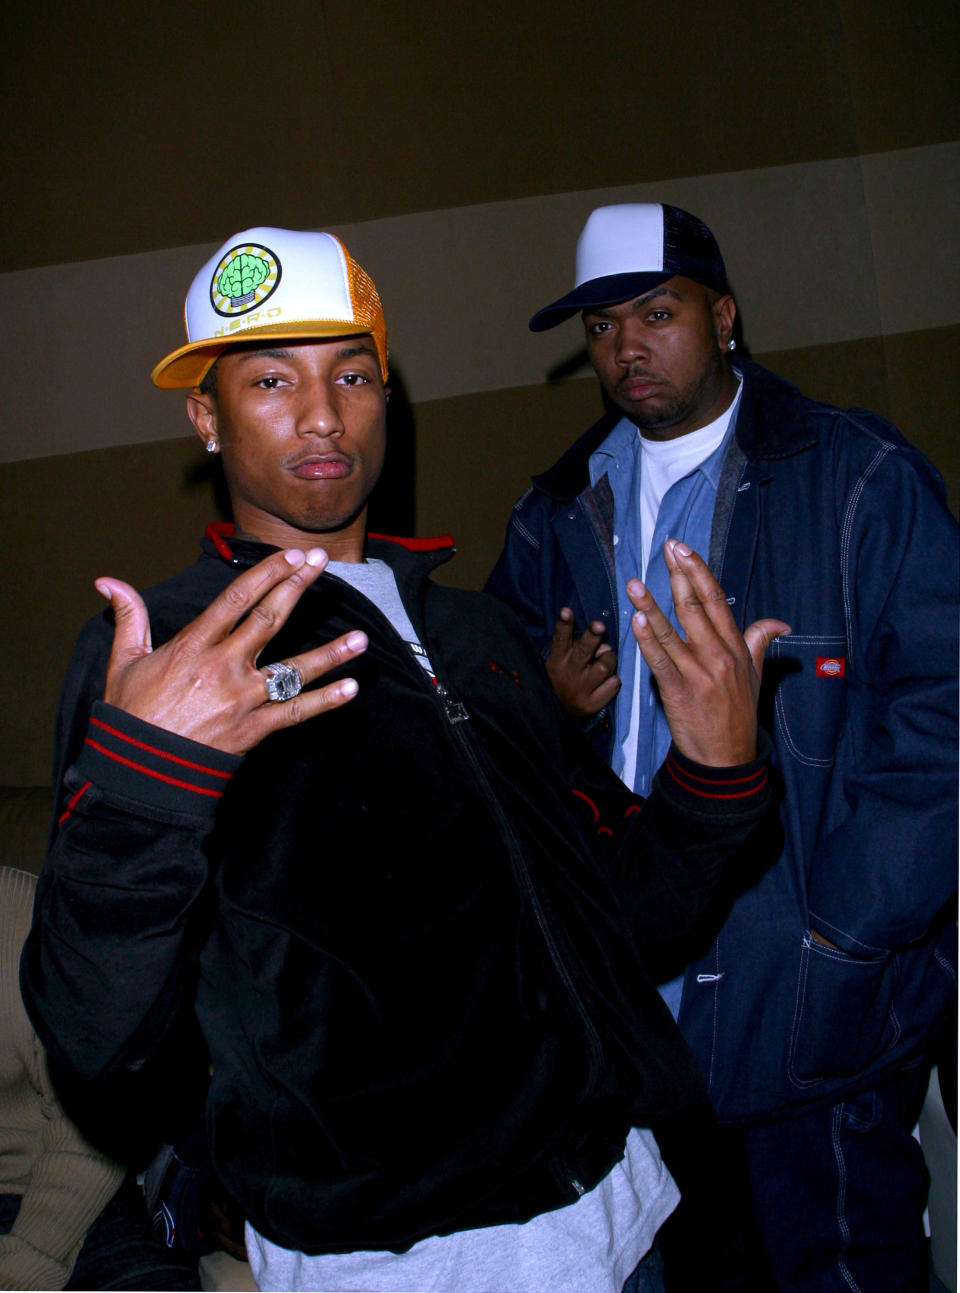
[95,580,112,601]
[284,548,305,566]
[675,541,692,556]
[346,631,368,651]
[305,547,327,567]
[634,610,648,627]
[341,678,359,698]
[629,579,646,598]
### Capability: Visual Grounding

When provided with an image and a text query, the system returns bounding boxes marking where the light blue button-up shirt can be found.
[588,416,736,796]
[587,395,741,1015]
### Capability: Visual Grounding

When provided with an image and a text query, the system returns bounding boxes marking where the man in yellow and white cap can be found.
[152,227,389,389]
[23,226,786,1293]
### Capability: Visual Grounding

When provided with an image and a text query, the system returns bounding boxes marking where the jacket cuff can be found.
[73,702,240,817]
[655,732,771,818]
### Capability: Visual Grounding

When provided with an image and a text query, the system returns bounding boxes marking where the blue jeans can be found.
[623,1241,666,1293]
[740,1061,931,1292]
[1,1180,200,1290]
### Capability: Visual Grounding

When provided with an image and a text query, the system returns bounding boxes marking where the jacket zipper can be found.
[440,702,607,1202]
[433,680,470,725]
[324,573,607,1100]
[246,562,606,1195]
[422,662,608,1109]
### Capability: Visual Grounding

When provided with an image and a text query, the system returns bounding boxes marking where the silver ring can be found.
[263,661,303,703]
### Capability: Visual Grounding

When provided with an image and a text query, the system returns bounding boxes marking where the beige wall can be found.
[2,0,957,784]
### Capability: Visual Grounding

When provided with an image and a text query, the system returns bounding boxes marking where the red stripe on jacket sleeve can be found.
[664,752,767,800]
[84,739,226,798]
[72,702,240,816]
[89,716,233,779]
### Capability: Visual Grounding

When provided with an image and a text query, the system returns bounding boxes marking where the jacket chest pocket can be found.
[769,635,848,766]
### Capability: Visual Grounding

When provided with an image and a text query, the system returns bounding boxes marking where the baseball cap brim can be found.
[151,319,380,389]
[529,270,675,332]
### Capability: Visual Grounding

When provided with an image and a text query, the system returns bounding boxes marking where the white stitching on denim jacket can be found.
[511,514,541,550]
[839,442,894,657]
[788,941,814,1089]
[831,1104,862,1291]
[934,946,957,982]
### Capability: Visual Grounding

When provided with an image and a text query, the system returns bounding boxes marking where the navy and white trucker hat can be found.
[530,203,729,331]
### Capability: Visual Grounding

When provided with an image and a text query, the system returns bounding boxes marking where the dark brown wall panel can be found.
[754,325,960,510]
[1,0,919,270]
[840,0,960,151]
[0,438,223,785]
[882,325,960,506]
[415,378,605,592]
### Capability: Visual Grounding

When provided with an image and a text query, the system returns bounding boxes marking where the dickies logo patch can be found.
[816,657,845,677]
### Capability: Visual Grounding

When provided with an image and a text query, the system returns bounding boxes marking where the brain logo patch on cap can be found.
[211,243,282,316]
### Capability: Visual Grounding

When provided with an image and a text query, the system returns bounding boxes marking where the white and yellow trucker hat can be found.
[151,227,388,389]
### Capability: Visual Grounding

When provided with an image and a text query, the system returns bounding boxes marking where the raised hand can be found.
[95,547,367,755]
[628,539,790,766]
[546,608,621,720]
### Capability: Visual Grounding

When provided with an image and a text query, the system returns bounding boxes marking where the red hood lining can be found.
[204,521,454,559]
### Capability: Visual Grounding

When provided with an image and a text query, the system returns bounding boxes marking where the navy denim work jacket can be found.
[487,359,959,1123]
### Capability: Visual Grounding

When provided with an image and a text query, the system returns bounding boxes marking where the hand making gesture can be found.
[94,547,367,755]
[629,538,790,765]
[546,610,621,720]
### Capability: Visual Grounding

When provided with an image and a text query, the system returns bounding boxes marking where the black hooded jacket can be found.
[23,529,772,1254]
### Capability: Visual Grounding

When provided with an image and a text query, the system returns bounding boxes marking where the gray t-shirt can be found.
[247,1128,677,1292]
[246,559,679,1291]
[327,557,436,680]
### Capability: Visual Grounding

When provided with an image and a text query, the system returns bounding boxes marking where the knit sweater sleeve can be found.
[0,867,125,1291]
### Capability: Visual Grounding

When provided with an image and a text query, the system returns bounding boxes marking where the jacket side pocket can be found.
[788,936,901,1086]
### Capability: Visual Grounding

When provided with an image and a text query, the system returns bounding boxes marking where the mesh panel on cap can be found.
[661,206,728,294]
[342,244,389,379]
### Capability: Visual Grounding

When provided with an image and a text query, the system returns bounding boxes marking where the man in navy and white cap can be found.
[487,203,959,1291]
[23,224,790,1293]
